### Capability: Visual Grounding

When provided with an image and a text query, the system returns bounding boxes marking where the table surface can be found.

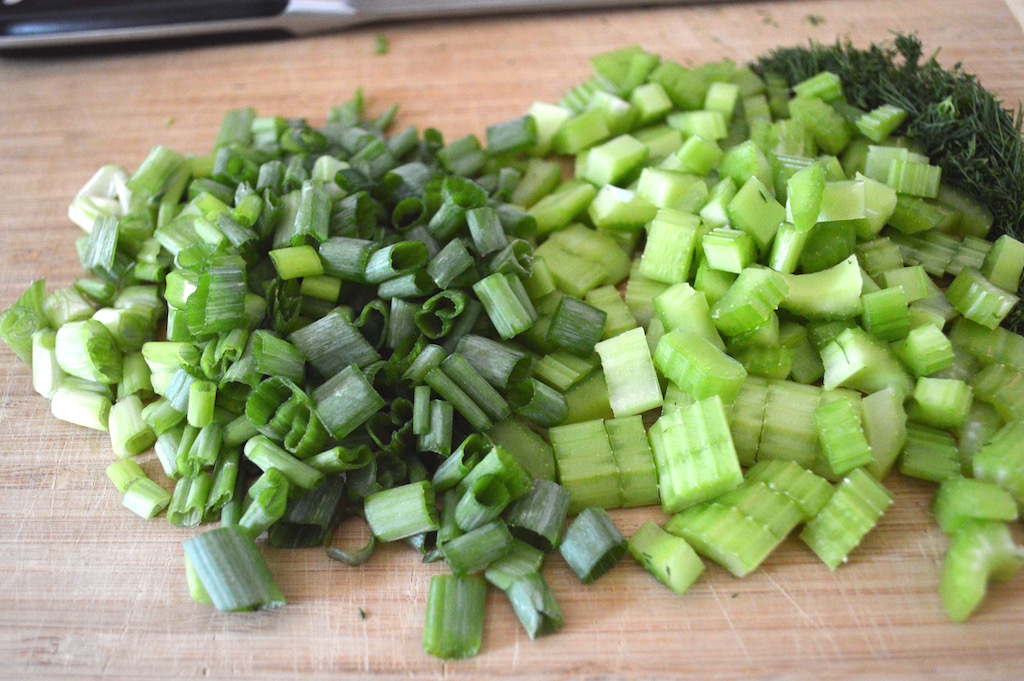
[3,1,1024,679]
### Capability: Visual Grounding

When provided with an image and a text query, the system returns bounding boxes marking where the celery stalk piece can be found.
[800,468,893,570]
[726,177,785,252]
[745,459,834,521]
[628,521,705,595]
[757,379,821,469]
[932,478,1019,535]
[940,520,1024,623]
[664,501,783,577]
[606,415,660,508]
[972,421,1024,507]
[780,254,863,320]
[638,209,700,284]
[653,283,724,350]
[898,422,961,483]
[549,419,621,514]
[820,326,914,399]
[815,398,873,476]
[654,329,746,403]
[861,387,908,480]
[594,327,663,418]
[726,375,768,466]
[648,395,743,513]
[710,267,788,338]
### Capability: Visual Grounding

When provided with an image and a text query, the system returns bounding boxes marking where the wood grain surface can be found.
[2,1,1024,679]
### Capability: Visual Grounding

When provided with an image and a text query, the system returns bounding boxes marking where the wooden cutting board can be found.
[2,1,1024,678]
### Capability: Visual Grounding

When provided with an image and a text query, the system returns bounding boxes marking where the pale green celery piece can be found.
[627,521,705,595]
[630,83,674,127]
[666,110,728,140]
[653,282,724,351]
[654,329,747,403]
[940,520,1024,622]
[745,459,834,521]
[606,415,660,508]
[780,254,863,321]
[899,422,962,483]
[932,478,1019,535]
[852,172,898,239]
[817,180,866,222]
[729,176,782,253]
[635,168,708,212]
[638,208,700,284]
[663,501,782,577]
[594,327,663,418]
[588,185,658,231]
[821,326,913,399]
[757,379,820,469]
[648,395,743,514]
[815,398,873,476]
[727,375,768,467]
[972,421,1024,507]
[800,468,893,570]
[956,401,1004,474]
[980,234,1024,293]
[720,141,774,200]
[580,134,649,187]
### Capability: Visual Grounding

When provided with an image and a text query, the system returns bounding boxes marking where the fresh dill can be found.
[754,33,1024,331]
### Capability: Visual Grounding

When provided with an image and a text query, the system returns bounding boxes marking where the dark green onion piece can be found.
[506,572,564,640]
[243,435,324,490]
[183,526,286,612]
[484,539,544,590]
[306,444,373,474]
[504,479,570,551]
[412,384,431,436]
[270,475,346,548]
[419,399,454,456]
[424,367,492,431]
[415,289,469,340]
[325,515,377,566]
[245,375,328,459]
[288,310,379,376]
[363,241,429,284]
[457,444,532,501]
[310,364,386,440]
[508,378,569,428]
[466,206,509,256]
[441,519,514,577]
[455,334,532,389]
[251,331,305,385]
[440,353,511,422]
[423,574,487,660]
[363,481,440,542]
[432,433,492,493]
[473,272,537,340]
[454,474,511,531]
[559,507,627,584]
[486,115,539,155]
[206,447,240,514]
[167,472,211,528]
[427,239,476,289]
[547,296,607,356]
[0,279,48,365]
[238,474,289,539]
[185,256,248,336]
[318,236,376,282]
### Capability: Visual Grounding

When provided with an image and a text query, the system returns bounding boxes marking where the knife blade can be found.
[0,0,712,50]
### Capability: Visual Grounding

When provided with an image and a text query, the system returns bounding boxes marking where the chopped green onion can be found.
[559,507,626,584]
[122,478,172,519]
[423,574,487,660]
[183,526,286,612]
[363,481,439,542]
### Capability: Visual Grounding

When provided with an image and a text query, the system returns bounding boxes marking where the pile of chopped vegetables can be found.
[2,35,1024,659]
